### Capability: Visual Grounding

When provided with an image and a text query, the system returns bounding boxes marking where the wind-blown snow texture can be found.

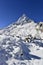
[0,14,43,65]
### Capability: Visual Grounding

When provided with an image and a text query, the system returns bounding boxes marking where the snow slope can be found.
[0,14,43,65]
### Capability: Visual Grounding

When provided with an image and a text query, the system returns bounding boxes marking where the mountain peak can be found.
[18,14,28,21]
[21,14,27,18]
[16,14,30,25]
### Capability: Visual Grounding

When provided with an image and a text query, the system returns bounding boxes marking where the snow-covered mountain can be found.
[0,14,43,65]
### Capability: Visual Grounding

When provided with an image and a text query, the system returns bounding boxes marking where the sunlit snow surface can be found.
[0,35,43,65]
[0,14,43,65]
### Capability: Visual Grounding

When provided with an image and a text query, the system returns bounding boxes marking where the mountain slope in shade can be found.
[0,14,43,65]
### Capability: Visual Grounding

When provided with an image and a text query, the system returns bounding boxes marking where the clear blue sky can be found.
[0,0,43,28]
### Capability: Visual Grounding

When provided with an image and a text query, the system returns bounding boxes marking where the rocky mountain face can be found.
[0,14,43,65]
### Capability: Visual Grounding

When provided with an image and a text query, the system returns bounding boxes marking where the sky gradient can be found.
[0,0,43,28]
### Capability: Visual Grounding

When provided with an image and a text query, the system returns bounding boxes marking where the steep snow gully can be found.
[0,14,43,65]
